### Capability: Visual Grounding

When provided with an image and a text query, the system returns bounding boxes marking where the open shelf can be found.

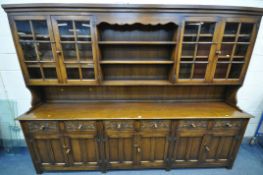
[98,41,177,45]
[100,60,174,64]
[102,80,172,86]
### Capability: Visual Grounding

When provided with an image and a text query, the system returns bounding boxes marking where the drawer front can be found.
[140,120,170,131]
[214,119,242,129]
[65,121,96,132]
[178,120,208,129]
[27,121,58,133]
[104,120,134,131]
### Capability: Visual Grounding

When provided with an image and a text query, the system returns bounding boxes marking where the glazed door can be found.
[137,120,170,167]
[51,16,98,85]
[63,121,100,170]
[177,17,220,83]
[11,16,62,85]
[103,121,136,169]
[212,17,259,83]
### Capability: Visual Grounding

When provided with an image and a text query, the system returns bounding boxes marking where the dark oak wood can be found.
[2,3,260,174]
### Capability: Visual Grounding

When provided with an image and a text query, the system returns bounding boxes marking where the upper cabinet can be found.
[9,14,259,86]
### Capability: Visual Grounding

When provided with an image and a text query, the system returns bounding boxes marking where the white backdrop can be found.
[0,0,263,140]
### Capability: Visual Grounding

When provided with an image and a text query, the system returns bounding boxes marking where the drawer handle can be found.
[137,147,141,153]
[40,125,46,130]
[226,123,233,127]
[117,123,121,129]
[78,124,83,130]
[191,123,197,128]
[205,145,210,152]
[153,123,158,128]
[66,149,71,154]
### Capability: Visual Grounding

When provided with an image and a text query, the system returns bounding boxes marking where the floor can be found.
[0,144,263,175]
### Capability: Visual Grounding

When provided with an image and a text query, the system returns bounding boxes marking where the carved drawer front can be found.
[214,119,242,129]
[65,121,96,132]
[27,121,58,133]
[140,120,170,130]
[178,120,208,129]
[104,120,134,131]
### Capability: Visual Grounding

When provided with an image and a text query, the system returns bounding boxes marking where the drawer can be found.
[178,120,208,129]
[140,120,170,130]
[213,119,242,129]
[27,121,58,133]
[104,120,134,131]
[65,121,96,132]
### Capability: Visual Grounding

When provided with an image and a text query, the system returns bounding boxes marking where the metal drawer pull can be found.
[191,123,197,128]
[117,123,121,129]
[78,124,83,130]
[215,50,222,55]
[226,123,233,127]
[205,145,210,152]
[66,149,71,154]
[137,147,141,153]
[40,125,46,130]
[153,123,158,128]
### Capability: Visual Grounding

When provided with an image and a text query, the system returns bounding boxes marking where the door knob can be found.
[205,145,210,152]
[56,50,61,54]
[215,50,222,55]
[137,147,141,153]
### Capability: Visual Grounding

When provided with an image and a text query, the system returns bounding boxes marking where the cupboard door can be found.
[11,16,62,85]
[213,18,259,83]
[51,16,98,85]
[63,121,100,169]
[103,121,135,169]
[177,17,219,83]
[203,131,240,166]
[170,130,206,167]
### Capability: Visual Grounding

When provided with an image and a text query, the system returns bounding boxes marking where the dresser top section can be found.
[2,3,263,15]
[17,102,252,120]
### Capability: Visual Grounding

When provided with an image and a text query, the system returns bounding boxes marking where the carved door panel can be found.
[137,120,170,167]
[63,121,100,169]
[25,121,67,167]
[103,120,136,169]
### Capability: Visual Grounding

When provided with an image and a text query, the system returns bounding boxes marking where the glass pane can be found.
[75,21,91,41]
[20,42,37,61]
[28,67,42,79]
[193,63,207,79]
[32,20,49,40]
[38,43,53,61]
[82,68,95,79]
[66,68,80,79]
[221,44,234,57]
[78,44,93,61]
[197,44,211,56]
[43,67,57,79]
[224,23,238,34]
[200,22,215,34]
[182,44,195,56]
[15,20,32,39]
[199,37,213,42]
[235,44,248,56]
[214,63,228,79]
[240,23,254,34]
[58,20,74,41]
[181,57,194,61]
[184,36,197,42]
[229,63,243,79]
[223,37,235,42]
[233,56,245,61]
[238,36,250,42]
[179,63,192,79]
[61,43,76,60]
[185,23,198,34]
[195,57,208,61]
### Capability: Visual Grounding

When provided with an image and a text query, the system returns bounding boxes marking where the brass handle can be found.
[66,149,71,154]
[226,54,230,58]
[117,123,121,129]
[205,145,210,152]
[78,124,83,130]
[40,125,45,130]
[137,147,141,153]
[191,123,196,128]
[215,50,222,55]
[226,123,232,127]
[153,123,158,129]
[56,50,61,54]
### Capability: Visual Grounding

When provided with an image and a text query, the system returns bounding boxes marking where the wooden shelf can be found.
[98,41,177,45]
[100,60,174,64]
[102,80,172,86]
